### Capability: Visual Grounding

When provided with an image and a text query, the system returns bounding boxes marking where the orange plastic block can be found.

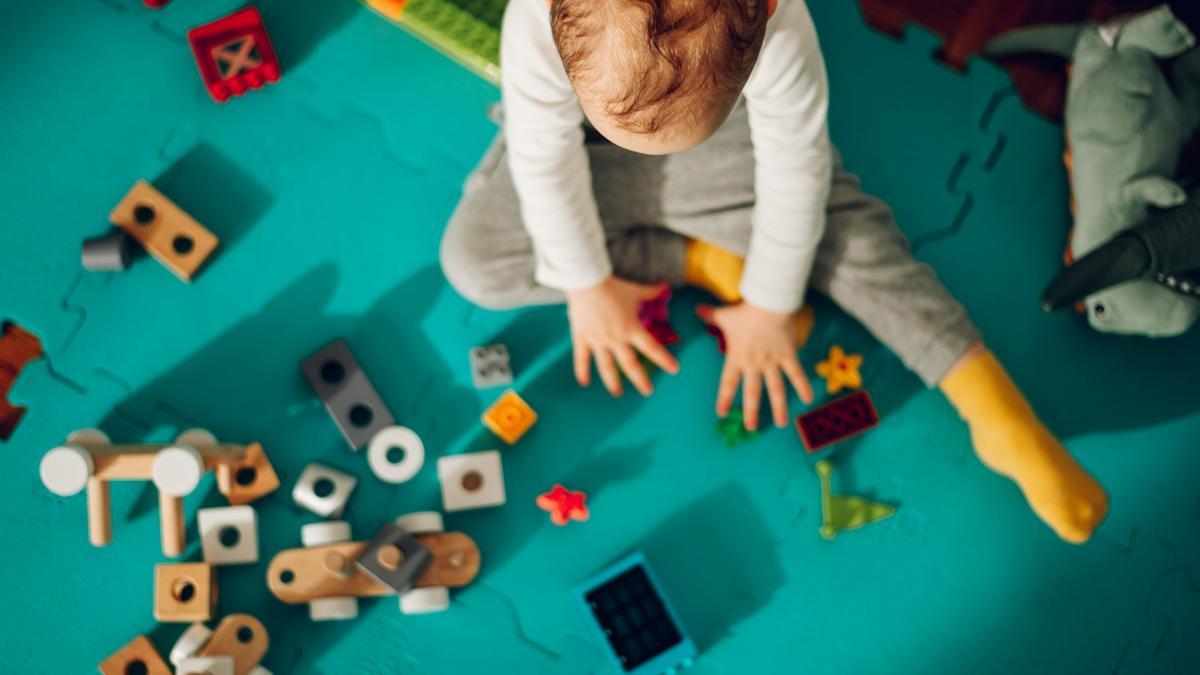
[536,484,589,526]
[109,180,219,282]
[482,389,537,445]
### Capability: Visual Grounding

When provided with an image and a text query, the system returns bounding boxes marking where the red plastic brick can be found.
[187,7,281,103]
[795,390,879,453]
[637,287,679,346]
[143,0,171,8]
[536,484,589,526]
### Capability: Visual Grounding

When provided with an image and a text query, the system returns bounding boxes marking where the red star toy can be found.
[536,484,589,526]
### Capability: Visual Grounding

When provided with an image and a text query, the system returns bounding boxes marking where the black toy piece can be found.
[1042,189,1200,310]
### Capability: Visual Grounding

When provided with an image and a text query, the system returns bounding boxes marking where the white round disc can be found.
[66,428,110,449]
[40,445,94,496]
[399,586,450,614]
[367,425,425,484]
[169,623,213,666]
[309,596,359,621]
[301,520,351,547]
[152,445,205,496]
[175,428,218,451]
[395,511,443,535]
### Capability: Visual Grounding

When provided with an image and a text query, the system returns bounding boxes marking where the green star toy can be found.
[715,411,758,449]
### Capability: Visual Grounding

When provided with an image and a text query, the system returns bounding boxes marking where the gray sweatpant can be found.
[441,103,981,386]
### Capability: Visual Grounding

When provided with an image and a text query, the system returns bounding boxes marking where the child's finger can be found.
[715,362,739,417]
[742,371,762,431]
[615,344,653,396]
[765,367,788,428]
[783,357,813,405]
[574,342,592,387]
[595,348,624,398]
[632,331,679,374]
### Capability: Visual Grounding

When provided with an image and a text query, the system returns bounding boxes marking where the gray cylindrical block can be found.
[81,231,132,271]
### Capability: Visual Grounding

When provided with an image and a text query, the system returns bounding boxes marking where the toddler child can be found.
[441,0,1108,542]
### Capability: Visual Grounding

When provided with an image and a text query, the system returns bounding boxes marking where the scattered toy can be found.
[577,551,696,675]
[637,287,679,346]
[38,429,266,556]
[705,322,727,354]
[469,343,513,389]
[109,179,219,282]
[81,230,133,272]
[267,513,480,620]
[715,410,757,448]
[366,425,425,484]
[172,614,270,675]
[301,339,397,450]
[360,0,504,83]
[99,635,171,675]
[198,505,259,566]
[0,321,42,441]
[291,462,357,518]
[815,460,895,540]
[795,390,880,453]
[536,484,589,525]
[155,562,218,622]
[482,389,537,444]
[814,345,864,394]
[354,521,433,595]
[438,450,506,512]
[143,0,170,7]
[187,6,281,103]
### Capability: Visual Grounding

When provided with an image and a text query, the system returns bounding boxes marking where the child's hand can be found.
[697,302,814,431]
[566,277,680,397]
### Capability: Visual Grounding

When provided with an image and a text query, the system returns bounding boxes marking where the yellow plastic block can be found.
[482,390,537,445]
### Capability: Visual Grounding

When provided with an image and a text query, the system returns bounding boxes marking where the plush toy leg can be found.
[940,347,1109,543]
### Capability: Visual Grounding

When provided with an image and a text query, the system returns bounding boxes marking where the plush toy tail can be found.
[1041,188,1200,310]
[984,24,1082,58]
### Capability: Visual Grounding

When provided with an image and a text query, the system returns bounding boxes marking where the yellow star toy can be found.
[815,345,863,394]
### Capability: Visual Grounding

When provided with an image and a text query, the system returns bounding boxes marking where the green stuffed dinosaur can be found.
[988,5,1200,336]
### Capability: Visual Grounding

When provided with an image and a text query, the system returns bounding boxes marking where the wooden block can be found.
[109,179,218,281]
[98,635,171,675]
[267,532,479,605]
[198,614,269,675]
[214,442,280,505]
[481,389,537,445]
[155,562,218,622]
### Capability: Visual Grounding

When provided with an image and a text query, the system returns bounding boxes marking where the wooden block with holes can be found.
[198,614,269,675]
[215,442,280,505]
[98,635,171,675]
[109,180,218,281]
[155,562,218,622]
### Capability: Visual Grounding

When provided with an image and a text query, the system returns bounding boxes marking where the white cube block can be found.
[177,655,234,675]
[198,505,259,565]
[169,623,213,666]
[292,463,357,518]
[437,451,505,512]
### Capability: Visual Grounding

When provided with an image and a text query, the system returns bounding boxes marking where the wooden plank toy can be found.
[267,512,480,620]
[39,429,277,556]
[109,179,219,281]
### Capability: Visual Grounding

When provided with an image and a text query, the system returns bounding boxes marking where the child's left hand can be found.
[697,302,814,431]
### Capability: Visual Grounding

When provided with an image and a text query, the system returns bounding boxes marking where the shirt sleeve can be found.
[740,0,833,314]
[499,0,612,292]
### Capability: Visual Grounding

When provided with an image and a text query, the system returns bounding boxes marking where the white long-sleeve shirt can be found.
[500,0,832,313]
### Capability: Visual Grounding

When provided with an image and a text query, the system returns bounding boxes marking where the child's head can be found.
[551,0,768,155]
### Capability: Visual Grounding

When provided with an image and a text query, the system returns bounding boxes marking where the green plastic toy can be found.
[715,410,758,449]
[987,5,1200,336]
[361,0,507,83]
[815,460,894,540]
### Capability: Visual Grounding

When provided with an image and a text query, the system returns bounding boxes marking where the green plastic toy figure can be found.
[988,5,1200,336]
[815,460,894,540]
[715,410,757,449]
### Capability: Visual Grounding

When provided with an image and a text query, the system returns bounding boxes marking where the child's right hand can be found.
[565,277,680,397]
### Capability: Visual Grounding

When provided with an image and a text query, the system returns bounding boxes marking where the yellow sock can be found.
[684,239,744,304]
[940,350,1108,543]
[684,239,815,347]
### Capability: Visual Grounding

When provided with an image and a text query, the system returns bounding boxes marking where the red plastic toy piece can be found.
[187,7,281,103]
[0,322,44,441]
[143,0,171,8]
[536,484,589,526]
[705,323,727,354]
[637,287,679,346]
[795,390,879,453]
